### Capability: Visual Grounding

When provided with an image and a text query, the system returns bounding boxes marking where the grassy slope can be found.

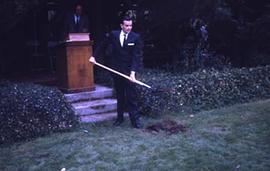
[1,100,270,171]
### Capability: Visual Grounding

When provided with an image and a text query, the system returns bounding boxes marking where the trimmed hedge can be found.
[137,66,270,115]
[0,81,78,144]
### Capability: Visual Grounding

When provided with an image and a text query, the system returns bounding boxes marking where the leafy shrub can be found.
[0,81,78,144]
[137,65,270,115]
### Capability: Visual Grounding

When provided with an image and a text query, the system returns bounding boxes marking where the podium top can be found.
[67,33,90,42]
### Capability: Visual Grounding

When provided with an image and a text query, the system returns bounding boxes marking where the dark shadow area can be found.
[0,0,269,80]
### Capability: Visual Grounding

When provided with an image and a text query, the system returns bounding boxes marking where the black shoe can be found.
[132,118,143,129]
[113,118,124,126]
[133,122,143,129]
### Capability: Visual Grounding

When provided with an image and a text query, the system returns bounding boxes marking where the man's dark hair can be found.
[74,3,83,9]
[121,16,133,24]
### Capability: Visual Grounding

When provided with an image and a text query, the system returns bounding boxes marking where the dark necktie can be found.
[123,34,127,47]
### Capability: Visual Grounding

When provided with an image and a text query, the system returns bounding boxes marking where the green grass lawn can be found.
[1,100,270,171]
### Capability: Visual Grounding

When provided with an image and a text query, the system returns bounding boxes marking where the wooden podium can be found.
[56,38,94,92]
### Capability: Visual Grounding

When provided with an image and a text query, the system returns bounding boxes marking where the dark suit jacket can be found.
[64,13,89,34]
[94,30,143,74]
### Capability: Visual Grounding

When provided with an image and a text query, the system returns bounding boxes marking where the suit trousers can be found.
[113,75,140,124]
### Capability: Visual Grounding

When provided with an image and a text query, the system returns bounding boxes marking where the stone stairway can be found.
[64,85,118,123]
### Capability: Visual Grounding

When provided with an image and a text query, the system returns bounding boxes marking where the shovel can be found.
[89,60,151,89]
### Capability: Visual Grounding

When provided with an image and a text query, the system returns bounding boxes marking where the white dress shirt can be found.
[119,30,128,47]
[74,15,80,24]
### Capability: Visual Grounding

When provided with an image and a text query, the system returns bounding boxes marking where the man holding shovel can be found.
[89,16,144,128]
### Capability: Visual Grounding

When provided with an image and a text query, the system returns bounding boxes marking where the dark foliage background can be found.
[1,0,269,75]
[0,81,78,144]
[0,0,46,35]
[132,0,270,69]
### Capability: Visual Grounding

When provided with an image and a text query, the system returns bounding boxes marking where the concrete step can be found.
[80,112,117,123]
[80,112,129,123]
[72,98,117,116]
[64,85,114,103]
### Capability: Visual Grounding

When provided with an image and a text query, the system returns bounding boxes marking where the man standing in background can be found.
[64,4,89,35]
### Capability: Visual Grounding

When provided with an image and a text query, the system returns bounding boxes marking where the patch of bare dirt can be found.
[145,119,187,135]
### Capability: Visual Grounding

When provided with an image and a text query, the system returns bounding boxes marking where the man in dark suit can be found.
[90,16,143,128]
[64,4,89,35]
